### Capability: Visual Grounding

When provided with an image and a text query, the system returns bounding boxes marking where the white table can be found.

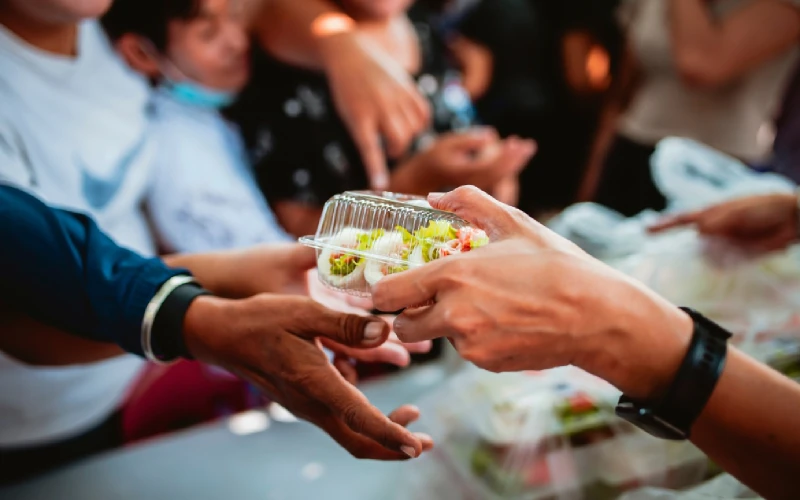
[0,364,454,500]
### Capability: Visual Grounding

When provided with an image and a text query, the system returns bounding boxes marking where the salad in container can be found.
[299,191,490,296]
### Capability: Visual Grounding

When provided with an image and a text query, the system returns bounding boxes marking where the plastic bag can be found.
[547,203,659,260]
[650,138,794,213]
[399,366,709,500]
[606,229,800,344]
[549,138,796,260]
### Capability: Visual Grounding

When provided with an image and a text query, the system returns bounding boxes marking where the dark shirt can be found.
[0,184,188,356]
[770,64,800,182]
[228,17,476,207]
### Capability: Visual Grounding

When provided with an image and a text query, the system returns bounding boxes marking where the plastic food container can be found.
[299,191,490,296]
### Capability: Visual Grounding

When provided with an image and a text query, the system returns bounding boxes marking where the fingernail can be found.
[414,432,433,442]
[363,322,384,345]
[401,445,418,458]
[428,192,445,203]
[372,174,389,191]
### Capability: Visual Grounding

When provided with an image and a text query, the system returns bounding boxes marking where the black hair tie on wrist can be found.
[151,283,212,361]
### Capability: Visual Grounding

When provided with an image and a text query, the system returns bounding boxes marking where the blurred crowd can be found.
[1,0,799,490]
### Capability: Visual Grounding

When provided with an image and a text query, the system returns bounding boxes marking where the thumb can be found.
[291,244,318,271]
[428,186,519,240]
[647,211,700,234]
[295,300,390,348]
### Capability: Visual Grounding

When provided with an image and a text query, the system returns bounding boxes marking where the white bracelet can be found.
[141,275,198,364]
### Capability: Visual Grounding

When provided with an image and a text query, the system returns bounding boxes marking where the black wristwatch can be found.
[615,307,731,440]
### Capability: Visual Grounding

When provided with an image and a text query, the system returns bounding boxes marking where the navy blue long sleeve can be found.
[0,185,189,356]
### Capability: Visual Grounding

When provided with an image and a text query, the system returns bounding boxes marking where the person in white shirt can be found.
[102,0,293,253]
[0,0,426,483]
[0,0,156,469]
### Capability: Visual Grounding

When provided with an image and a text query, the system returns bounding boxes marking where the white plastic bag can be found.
[607,229,800,344]
[651,138,794,213]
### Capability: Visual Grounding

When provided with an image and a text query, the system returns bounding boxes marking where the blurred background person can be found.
[582,0,800,217]
[228,0,536,238]
[102,0,293,254]
[0,183,431,484]
[0,0,423,479]
[422,0,623,217]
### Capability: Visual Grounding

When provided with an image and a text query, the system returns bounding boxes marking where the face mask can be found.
[162,78,238,109]
[140,39,238,109]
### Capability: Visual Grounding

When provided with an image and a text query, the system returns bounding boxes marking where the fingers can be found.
[388,405,420,427]
[381,109,415,159]
[427,185,520,240]
[350,121,390,191]
[743,226,798,254]
[371,261,445,313]
[648,211,701,233]
[392,305,451,344]
[448,127,498,151]
[408,85,431,129]
[498,137,536,174]
[302,367,425,458]
[321,337,411,367]
[333,354,359,385]
[388,332,433,354]
[294,299,390,348]
[346,294,375,311]
[388,406,433,452]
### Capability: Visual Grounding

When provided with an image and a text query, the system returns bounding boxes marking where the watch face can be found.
[615,401,688,441]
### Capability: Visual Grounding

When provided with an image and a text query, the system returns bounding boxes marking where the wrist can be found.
[182,295,238,364]
[316,19,360,71]
[149,281,212,361]
[579,275,693,400]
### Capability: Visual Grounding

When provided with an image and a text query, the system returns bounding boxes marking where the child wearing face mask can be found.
[102,0,292,253]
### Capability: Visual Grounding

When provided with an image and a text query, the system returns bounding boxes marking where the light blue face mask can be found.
[163,78,238,109]
[139,39,239,109]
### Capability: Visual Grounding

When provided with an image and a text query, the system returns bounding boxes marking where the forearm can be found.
[164,252,244,298]
[669,0,800,87]
[254,0,354,70]
[669,0,718,57]
[578,48,638,201]
[592,278,800,499]
[0,186,185,355]
[692,348,800,499]
[449,36,493,100]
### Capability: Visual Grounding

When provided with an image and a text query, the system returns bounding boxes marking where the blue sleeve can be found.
[0,184,188,356]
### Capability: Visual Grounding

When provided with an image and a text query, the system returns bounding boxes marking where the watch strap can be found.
[617,308,731,439]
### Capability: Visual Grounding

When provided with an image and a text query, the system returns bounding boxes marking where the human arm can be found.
[649,192,799,252]
[371,186,800,496]
[253,0,429,189]
[448,36,493,100]
[578,46,639,201]
[390,129,535,196]
[669,0,800,88]
[0,184,190,357]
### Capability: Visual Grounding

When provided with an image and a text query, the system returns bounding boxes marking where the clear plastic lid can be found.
[299,191,490,296]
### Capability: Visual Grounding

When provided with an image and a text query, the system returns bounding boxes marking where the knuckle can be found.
[285,369,318,389]
[337,313,363,345]
[341,402,368,432]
